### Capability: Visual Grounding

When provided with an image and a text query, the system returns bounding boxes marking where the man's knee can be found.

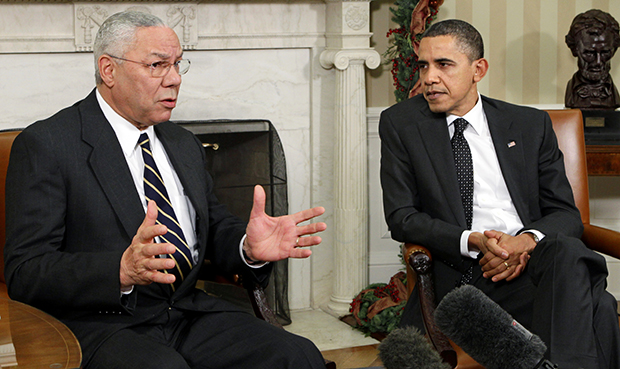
[272,331,325,369]
[530,234,607,275]
[87,332,190,369]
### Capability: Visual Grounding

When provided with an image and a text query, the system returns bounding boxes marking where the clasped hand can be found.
[120,185,326,289]
[471,230,536,283]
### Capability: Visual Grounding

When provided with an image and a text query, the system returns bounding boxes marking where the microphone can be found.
[378,326,450,369]
[434,285,558,369]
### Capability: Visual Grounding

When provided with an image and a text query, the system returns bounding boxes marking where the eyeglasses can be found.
[107,55,191,77]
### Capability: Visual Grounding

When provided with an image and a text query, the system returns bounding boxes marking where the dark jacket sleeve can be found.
[515,109,583,238]
[379,100,466,268]
[4,122,131,314]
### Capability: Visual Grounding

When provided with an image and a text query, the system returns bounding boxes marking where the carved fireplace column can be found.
[320,0,380,316]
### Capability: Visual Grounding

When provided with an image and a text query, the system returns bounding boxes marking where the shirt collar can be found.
[96,88,156,157]
[446,93,489,137]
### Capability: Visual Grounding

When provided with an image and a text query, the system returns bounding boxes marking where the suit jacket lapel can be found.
[483,98,529,222]
[155,124,207,214]
[79,91,145,240]
[417,106,468,227]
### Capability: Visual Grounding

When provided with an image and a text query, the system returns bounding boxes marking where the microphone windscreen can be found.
[378,326,450,369]
[434,285,546,369]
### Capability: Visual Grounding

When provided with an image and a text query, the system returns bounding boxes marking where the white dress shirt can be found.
[95,89,263,275]
[447,94,544,258]
[96,90,200,264]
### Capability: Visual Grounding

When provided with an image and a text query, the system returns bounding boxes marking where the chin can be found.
[427,103,448,114]
[152,114,173,124]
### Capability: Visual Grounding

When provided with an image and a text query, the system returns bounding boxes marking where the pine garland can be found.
[349,272,408,336]
[384,0,440,102]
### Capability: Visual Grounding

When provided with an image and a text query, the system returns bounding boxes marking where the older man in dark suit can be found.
[380,19,620,369]
[4,11,326,369]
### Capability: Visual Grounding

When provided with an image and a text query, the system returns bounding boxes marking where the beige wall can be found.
[367,0,620,108]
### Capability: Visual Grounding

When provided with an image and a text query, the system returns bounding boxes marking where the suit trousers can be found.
[402,234,620,369]
[86,308,325,369]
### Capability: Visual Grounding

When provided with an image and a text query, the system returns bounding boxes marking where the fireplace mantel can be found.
[0,0,378,315]
[0,1,337,52]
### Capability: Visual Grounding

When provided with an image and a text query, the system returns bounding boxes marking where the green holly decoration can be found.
[384,0,440,102]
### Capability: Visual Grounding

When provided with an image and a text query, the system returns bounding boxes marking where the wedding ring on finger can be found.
[504,261,510,270]
[296,237,300,247]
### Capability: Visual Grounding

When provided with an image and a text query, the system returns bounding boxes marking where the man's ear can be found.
[98,55,116,87]
[473,58,489,82]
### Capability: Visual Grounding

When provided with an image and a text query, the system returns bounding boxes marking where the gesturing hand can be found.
[119,200,176,289]
[244,185,327,262]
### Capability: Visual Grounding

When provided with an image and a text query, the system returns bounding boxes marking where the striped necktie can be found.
[139,133,193,291]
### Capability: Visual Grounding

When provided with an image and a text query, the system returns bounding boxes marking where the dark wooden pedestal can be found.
[587,145,620,175]
[582,110,620,175]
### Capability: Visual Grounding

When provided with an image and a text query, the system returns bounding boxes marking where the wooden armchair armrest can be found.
[402,243,457,368]
[582,223,620,260]
[245,281,283,329]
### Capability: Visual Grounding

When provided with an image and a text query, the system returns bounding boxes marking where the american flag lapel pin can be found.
[507,141,516,148]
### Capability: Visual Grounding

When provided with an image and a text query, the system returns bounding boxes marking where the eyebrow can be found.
[151,52,183,60]
[417,57,455,64]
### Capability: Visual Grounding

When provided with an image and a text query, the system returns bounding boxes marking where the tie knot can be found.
[139,133,150,149]
[453,118,469,135]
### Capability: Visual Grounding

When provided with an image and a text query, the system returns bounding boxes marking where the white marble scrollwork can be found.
[75,5,108,51]
[320,49,380,71]
[167,5,197,46]
[345,5,368,31]
[73,3,197,52]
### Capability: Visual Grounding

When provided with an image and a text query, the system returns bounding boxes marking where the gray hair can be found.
[421,19,484,62]
[93,11,166,84]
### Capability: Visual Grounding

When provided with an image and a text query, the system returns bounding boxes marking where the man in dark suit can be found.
[4,11,327,369]
[380,19,620,368]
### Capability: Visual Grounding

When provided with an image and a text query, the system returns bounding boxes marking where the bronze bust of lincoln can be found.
[565,9,620,109]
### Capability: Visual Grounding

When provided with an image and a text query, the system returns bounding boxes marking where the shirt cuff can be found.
[120,286,134,296]
[239,234,269,269]
[460,230,480,259]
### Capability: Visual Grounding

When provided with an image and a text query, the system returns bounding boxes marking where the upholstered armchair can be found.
[0,130,19,299]
[403,109,620,368]
[0,129,335,368]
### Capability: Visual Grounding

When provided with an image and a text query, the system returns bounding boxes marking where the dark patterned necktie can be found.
[139,133,193,291]
[451,118,474,229]
[451,118,474,285]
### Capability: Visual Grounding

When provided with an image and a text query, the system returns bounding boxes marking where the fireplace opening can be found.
[177,119,290,325]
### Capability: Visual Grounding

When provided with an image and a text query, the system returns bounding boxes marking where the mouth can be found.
[425,90,445,101]
[160,98,177,109]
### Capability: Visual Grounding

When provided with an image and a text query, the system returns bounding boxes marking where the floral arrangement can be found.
[384,0,444,102]
[349,271,408,336]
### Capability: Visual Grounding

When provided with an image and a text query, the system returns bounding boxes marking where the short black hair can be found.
[421,19,484,61]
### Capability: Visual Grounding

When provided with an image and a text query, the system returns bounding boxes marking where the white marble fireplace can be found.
[0,1,381,315]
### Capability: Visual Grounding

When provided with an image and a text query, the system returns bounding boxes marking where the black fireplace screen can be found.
[176,119,290,325]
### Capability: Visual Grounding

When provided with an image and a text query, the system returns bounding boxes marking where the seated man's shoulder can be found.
[482,95,547,119]
[157,121,202,144]
[385,94,428,115]
[380,94,433,131]
[19,100,85,142]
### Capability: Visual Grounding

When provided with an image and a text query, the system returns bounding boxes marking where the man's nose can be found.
[162,66,182,86]
[423,67,439,85]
